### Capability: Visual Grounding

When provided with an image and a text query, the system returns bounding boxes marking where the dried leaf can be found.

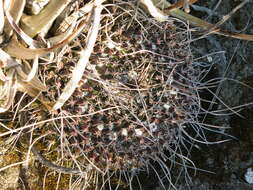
[5,7,40,47]
[21,0,72,38]
[25,57,38,82]
[4,17,91,59]
[15,65,47,92]
[0,0,4,34]
[0,48,20,68]
[0,69,17,113]
[3,0,25,38]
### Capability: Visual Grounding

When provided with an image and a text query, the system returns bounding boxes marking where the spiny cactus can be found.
[0,0,253,190]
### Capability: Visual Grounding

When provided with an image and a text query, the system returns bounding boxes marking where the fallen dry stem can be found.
[140,0,168,22]
[152,0,253,41]
[0,160,26,173]
[202,0,250,37]
[31,144,82,174]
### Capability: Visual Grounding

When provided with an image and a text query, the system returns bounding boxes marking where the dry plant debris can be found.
[0,0,252,189]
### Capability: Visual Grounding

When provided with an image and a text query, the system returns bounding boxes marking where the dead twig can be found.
[201,0,250,37]
[165,0,198,13]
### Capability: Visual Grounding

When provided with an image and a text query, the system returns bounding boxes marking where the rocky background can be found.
[173,0,253,189]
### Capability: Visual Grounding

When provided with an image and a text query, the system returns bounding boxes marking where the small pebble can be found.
[245,168,253,184]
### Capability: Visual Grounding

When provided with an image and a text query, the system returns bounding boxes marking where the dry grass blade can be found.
[4,16,90,59]
[15,63,47,92]
[5,8,40,47]
[3,0,25,38]
[0,0,4,34]
[21,0,72,38]
[5,8,40,82]
[16,65,51,109]
[24,56,39,82]
[0,69,6,81]
[0,106,118,137]
[0,80,6,99]
[140,0,168,22]
[16,80,52,111]
[0,48,20,68]
[0,69,17,113]
[0,161,27,173]
[53,0,104,110]
[0,48,17,81]
[16,64,48,108]
[0,47,48,111]
[3,1,97,59]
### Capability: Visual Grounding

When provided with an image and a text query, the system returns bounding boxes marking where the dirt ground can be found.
[170,0,253,189]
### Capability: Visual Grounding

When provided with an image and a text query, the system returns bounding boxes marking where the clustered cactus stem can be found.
[0,0,253,189]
